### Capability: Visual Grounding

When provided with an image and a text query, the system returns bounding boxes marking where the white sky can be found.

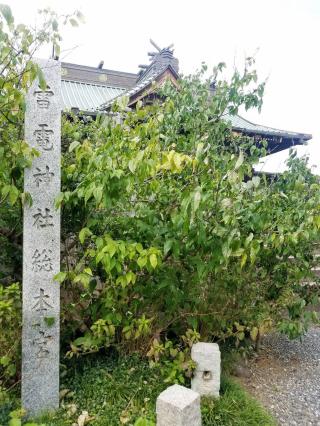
[5,0,320,169]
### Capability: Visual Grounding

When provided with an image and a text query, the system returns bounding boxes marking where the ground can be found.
[238,326,320,426]
[6,328,320,425]
[1,353,274,426]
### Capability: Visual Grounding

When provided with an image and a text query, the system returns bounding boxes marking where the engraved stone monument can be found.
[22,58,61,416]
[156,384,201,426]
[191,342,221,398]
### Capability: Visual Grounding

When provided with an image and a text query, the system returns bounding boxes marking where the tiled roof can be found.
[61,80,125,112]
[59,66,312,144]
[127,64,167,97]
[100,63,175,110]
[61,62,137,89]
[226,114,311,140]
[100,46,180,110]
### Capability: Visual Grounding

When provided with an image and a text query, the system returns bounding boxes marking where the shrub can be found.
[0,283,21,392]
[56,64,320,363]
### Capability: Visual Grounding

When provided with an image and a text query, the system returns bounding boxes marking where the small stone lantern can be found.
[191,342,221,397]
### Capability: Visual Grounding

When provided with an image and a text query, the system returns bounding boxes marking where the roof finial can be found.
[148,39,175,59]
[137,39,179,81]
[150,38,161,52]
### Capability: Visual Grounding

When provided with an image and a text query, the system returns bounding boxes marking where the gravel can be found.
[238,326,320,426]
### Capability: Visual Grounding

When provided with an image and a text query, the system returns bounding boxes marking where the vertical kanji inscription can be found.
[34,124,54,150]
[33,85,54,109]
[22,59,61,417]
[32,288,53,313]
[33,165,54,187]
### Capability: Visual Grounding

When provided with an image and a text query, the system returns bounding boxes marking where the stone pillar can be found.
[22,58,61,417]
[156,384,201,426]
[191,342,221,397]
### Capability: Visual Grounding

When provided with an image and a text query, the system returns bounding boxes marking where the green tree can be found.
[57,63,320,377]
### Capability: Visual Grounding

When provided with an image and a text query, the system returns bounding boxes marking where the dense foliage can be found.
[57,70,320,375]
[1,4,320,396]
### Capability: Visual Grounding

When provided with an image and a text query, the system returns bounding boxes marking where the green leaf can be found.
[93,186,103,204]
[137,256,147,268]
[9,185,19,205]
[163,240,173,255]
[245,233,254,246]
[0,4,14,25]
[0,355,10,366]
[193,188,201,213]
[240,253,247,269]
[54,271,67,283]
[69,140,80,152]
[1,184,11,198]
[9,409,26,419]
[73,273,90,287]
[128,159,136,173]
[44,316,55,327]
[9,419,21,426]
[79,227,92,244]
[149,254,157,269]
[96,251,105,264]
[37,67,46,91]
[106,242,116,258]
[84,186,93,204]
[136,243,143,253]
[235,150,244,170]
[237,331,245,340]
[54,192,64,209]
[84,267,93,276]
[20,191,33,207]
[250,327,259,341]
[232,248,244,257]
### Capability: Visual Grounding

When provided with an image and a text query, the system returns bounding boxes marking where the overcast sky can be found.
[5,0,320,168]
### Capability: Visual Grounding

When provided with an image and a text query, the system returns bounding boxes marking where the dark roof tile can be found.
[61,62,137,89]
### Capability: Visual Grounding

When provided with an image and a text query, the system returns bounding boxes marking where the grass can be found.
[1,353,276,426]
[201,379,276,425]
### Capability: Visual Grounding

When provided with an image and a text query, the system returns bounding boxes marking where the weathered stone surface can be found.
[156,384,201,426]
[22,58,61,417]
[191,342,220,397]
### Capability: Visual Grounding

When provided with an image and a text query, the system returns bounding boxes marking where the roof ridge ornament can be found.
[149,39,162,53]
[138,39,179,79]
[138,39,175,70]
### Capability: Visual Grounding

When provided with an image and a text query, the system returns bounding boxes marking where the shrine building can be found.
[60,41,311,154]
